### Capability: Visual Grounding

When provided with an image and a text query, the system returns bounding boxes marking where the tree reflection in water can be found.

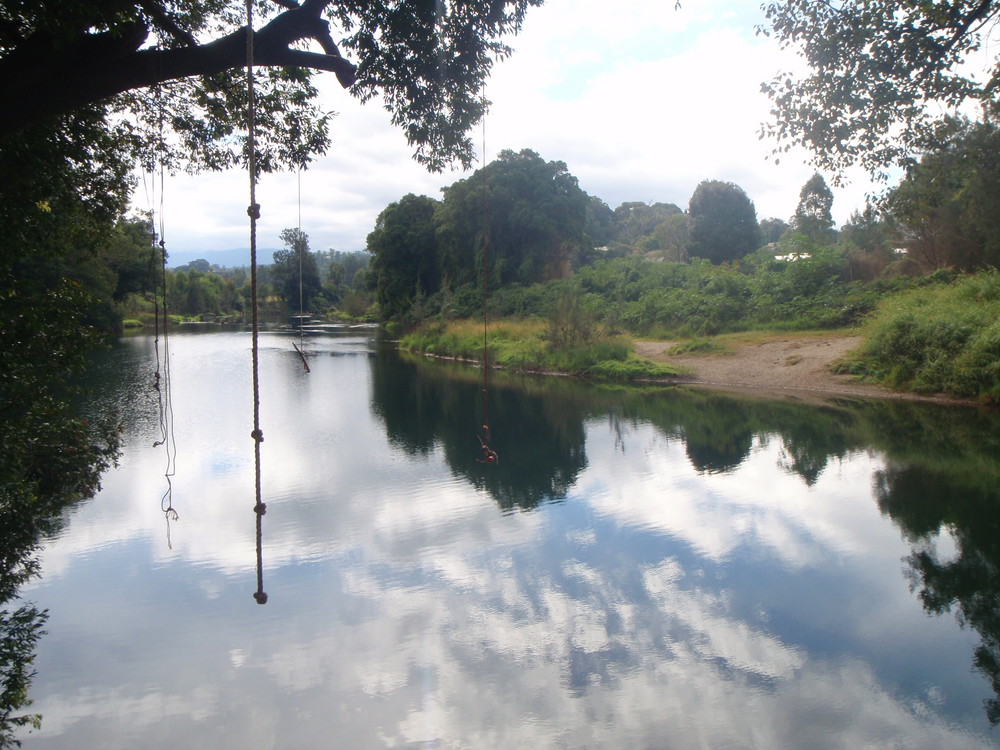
[876,463,1000,724]
[374,348,1000,724]
[370,350,589,511]
[9,337,1000,737]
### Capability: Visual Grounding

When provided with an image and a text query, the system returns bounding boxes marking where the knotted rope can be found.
[246,0,267,605]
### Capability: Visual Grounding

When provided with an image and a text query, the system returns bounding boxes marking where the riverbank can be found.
[636,332,975,406]
[402,320,981,406]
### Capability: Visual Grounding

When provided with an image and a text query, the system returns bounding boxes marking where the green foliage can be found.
[612,201,684,257]
[342,1,545,171]
[760,217,789,244]
[272,228,322,314]
[760,1,1000,178]
[545,289,596,352]
[437,149,590,289]
[0,600,46,747]
[848,271,1000,401]
[686,180,760,264]
[839,203,895,281]
[585,196,617,249]
[401,319,679,382]
[0,274,121,746]
[668,338,727,355]
[367,193,441,320]
[792,173,835,244]
[3,0,547,172]
[886,116,1000,271]
[166,269,243,317]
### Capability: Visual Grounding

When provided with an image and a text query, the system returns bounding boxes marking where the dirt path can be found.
[635,334,943,403]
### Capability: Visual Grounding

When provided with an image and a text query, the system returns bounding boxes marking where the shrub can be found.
[851,271,1000,400]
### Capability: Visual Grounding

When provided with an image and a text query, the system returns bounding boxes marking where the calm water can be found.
[16,329,1000,748]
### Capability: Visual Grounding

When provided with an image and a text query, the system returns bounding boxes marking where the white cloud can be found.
[26,337,994,748]
[143,0,882,258]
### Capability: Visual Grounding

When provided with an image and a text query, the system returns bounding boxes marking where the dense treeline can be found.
[115,236,373,324]
[374,118,1000,400]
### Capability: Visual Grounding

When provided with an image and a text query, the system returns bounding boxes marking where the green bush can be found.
[851,271,1000,400]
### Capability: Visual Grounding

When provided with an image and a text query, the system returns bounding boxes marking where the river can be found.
[14,328,1000,748]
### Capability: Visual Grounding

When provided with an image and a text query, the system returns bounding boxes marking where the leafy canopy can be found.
[1,0,544,172]
[759,0,1000,179]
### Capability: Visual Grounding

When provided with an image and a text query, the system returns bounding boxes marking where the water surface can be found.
[18,330,1000,748]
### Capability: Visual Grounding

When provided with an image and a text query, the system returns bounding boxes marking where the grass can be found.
[667,337,729,356]
[401,319,680,382]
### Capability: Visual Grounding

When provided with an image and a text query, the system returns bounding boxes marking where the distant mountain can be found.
[165,247,280,269]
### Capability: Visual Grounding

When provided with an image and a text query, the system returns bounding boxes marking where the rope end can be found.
[254,590,268,605]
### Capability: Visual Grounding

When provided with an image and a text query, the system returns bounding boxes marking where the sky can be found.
[142,0,885,261]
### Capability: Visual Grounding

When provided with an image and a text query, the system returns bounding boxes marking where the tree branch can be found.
[138,0,199,47]
[0,0,356,137]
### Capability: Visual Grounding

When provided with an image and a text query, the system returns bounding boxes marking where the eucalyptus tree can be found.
[759,217,790,245]
[274,228,322,312]
[792,173,836,245]
[613,202,683,248]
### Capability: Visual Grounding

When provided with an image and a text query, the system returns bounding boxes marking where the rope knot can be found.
[254,502,267,515]
[247,203,261,220]
[254,590,268,605]
[250,428,264,443]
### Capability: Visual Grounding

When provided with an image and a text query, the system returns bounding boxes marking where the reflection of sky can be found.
[20,333,998,748]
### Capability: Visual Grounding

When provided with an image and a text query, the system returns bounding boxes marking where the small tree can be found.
[274,228,322,314]
[792,173,835,245]
[760,217,790,245]
[840,204,894,281]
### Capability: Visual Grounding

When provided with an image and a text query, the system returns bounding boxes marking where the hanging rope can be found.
[291,167,310,372]
[156,176,179,535]
[477,99,497,466]
[246,0,267,605]
[149,74,179,547]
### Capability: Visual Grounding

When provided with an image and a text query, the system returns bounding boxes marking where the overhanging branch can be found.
[0,0,357,137]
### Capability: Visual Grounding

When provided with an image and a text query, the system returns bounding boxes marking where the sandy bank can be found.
[635,334,972,406]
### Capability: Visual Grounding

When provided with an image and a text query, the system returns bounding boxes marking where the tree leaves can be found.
[760,0,1000,179]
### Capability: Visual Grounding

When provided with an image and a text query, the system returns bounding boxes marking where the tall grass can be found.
[401,319,679,382]
[847,270,1000,401]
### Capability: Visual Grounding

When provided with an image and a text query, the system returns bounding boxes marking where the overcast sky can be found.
[141,0,884,259]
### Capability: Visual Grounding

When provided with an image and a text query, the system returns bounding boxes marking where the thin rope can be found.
[246,0,267,605]
[477,96,497,465]
[481,112,490,443]
[293,167,310,371]
[150,77,179,546]
[298,167,304,334]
